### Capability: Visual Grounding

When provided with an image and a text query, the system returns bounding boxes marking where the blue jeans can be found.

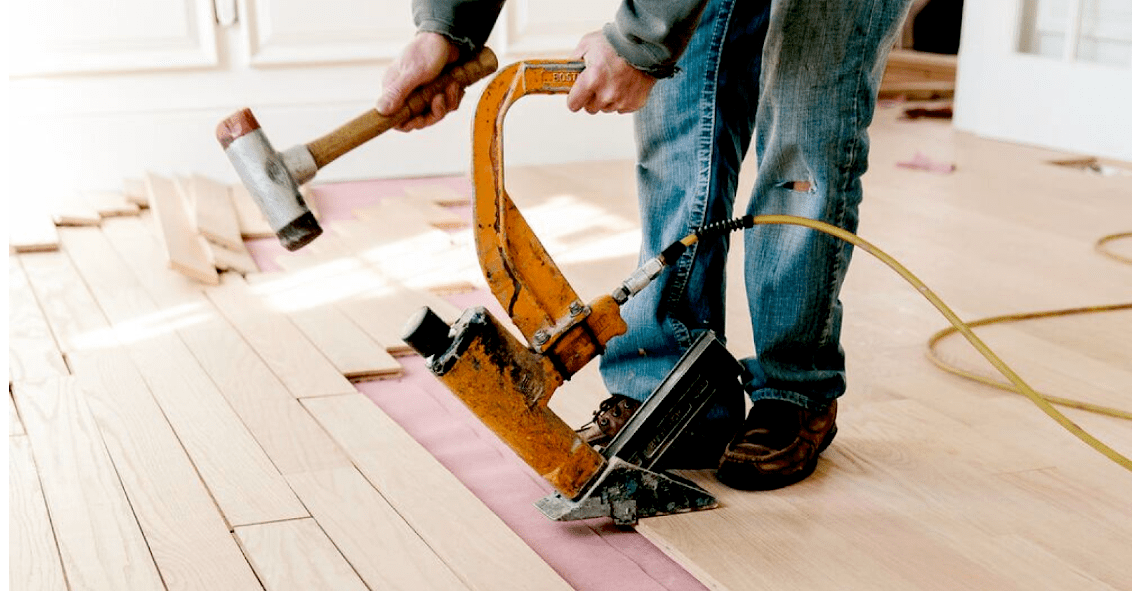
[599,0,910,413]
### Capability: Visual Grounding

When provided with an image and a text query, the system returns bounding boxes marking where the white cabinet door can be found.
[497,0,612,55]
[954,0,1132,161]
[9,0,220,76]
[238,0,414,66]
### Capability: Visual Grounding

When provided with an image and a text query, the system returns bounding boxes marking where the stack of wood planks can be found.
[879,49,957,100]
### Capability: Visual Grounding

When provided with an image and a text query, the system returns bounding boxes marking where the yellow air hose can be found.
[651,215,1132,472]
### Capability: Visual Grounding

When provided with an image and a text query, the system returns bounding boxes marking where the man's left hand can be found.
[566,31,657,115]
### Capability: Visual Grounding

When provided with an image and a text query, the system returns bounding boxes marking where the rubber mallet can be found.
[216,47,498,251]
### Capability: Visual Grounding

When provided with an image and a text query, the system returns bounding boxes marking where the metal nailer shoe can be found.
[576,394,641,448]
[716,399,837,491]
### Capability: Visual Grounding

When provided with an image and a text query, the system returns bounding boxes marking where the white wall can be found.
[7,0,633,195]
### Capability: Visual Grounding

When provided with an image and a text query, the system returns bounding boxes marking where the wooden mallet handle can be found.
[306,47,499,169]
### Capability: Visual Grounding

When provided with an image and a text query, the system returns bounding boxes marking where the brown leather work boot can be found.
[716,399,837,491]
[576,394,641,448]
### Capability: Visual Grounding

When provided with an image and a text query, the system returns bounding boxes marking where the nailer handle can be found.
[306,46,499,169]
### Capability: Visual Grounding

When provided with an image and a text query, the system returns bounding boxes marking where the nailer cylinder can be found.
[404,306,606,499]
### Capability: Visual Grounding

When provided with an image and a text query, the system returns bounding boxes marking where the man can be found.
[378,0,910,490]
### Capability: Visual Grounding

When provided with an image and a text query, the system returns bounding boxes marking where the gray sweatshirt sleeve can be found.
[602,0,708,78]
[412,0,505,55]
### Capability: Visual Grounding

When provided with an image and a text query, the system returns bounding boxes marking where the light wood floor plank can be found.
[286,468,468,591]
[123,177,148,207]
[98,217,355,476]
[12,377,164,590]
[8,257,69,382]
[58,226,309,527]
[68,349,262,590]
[234,518,366,591]
[8,200,61,253]
[146,172,219,285]
[205,273,355,398]
[289,305,403,380]
[18,250,116,353]
[303,393,572,591]
[246,271,403,380]
[190,174,245,251]
[9,435,68,591]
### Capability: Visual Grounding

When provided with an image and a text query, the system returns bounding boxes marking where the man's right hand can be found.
[377,32,464,132]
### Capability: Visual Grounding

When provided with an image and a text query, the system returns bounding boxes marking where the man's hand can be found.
[377,32,464,131]
[567,31,657,115]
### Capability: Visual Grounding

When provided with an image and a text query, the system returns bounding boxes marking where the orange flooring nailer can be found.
[402,59,749,525]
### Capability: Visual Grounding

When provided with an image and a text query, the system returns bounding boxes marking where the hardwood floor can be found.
[8,102,1131,589]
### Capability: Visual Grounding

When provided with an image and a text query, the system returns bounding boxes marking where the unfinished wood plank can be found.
[190,174,244,250]
[98,217,353,476]
[19,250,116,353]
[12,377,164,590]
[123,177,148,207]
[8,202,60,253]
[8,435,68,591]
[146,171,219,284]
[234,517,366,591]
[8,256,69,382]
[59,226,309,528]
[339,283,463,356]
[332,214,484,293]
[247,271,402,380]
[53,211,101,226]
[84,191,140,218]
[303,393,571,591]
[402,182,470,206]
[347,201,453,246]
[400,196,466,229]
[68,349,262,590]
[207,240,260,275]
[206,273,355,398]
[229,183,276,239]
[286,468,467,591]
[291,305,403,380]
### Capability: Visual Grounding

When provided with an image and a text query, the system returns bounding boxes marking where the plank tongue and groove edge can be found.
[8,256,69,382]
[68,349,262,590]
[245,271,403,381]
[12,377,165,590]
[205,272,356,398]
[145,171,220,284]
[9,435,68,590]
[303,393,572,591]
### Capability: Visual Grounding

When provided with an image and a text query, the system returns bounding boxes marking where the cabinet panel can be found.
[9,0,219,76]
[241,0,415,66]
[502,0,614,55]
